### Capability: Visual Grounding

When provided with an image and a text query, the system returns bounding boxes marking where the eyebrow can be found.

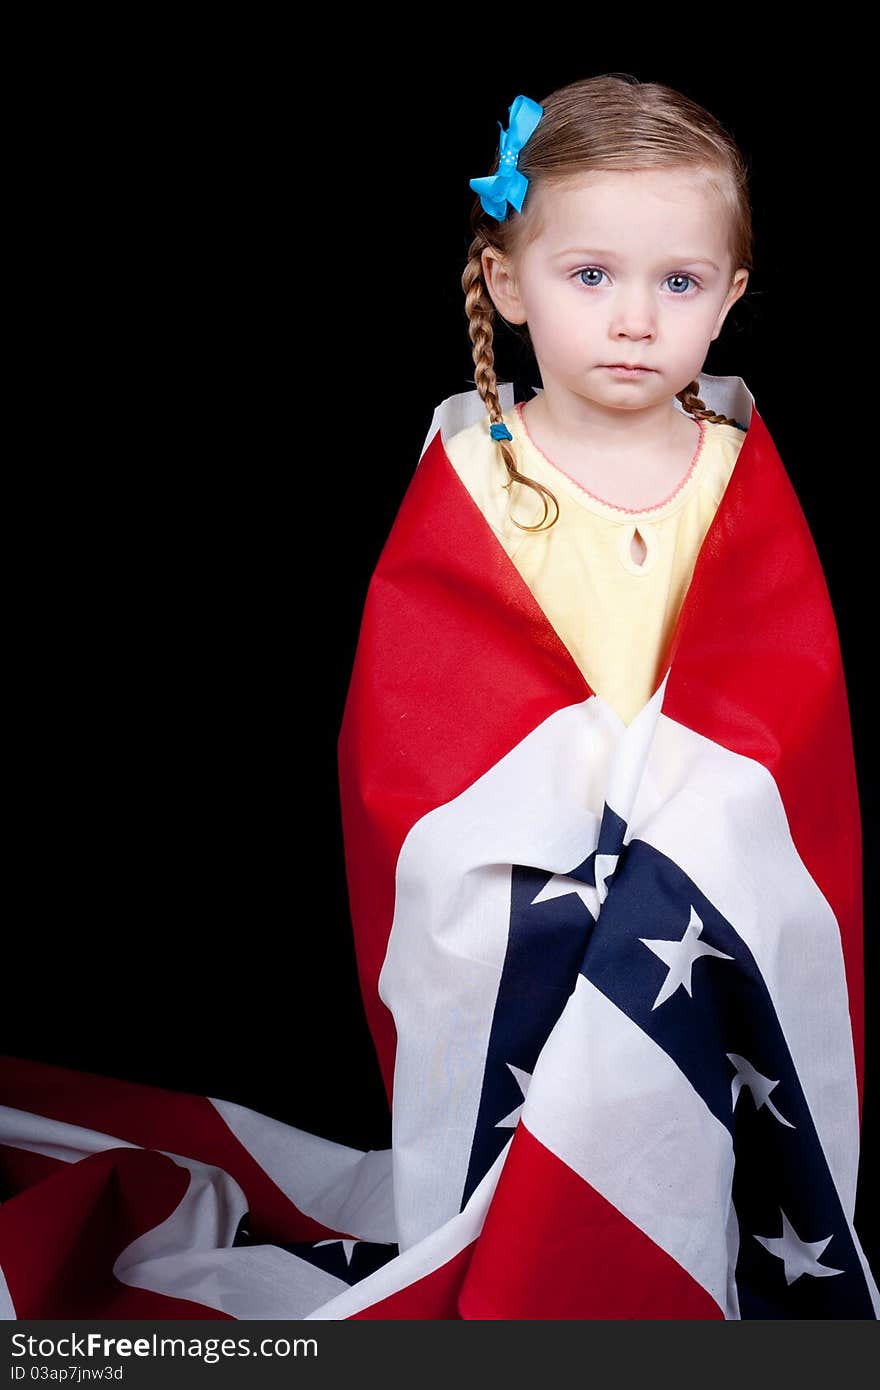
[553,248,721,271]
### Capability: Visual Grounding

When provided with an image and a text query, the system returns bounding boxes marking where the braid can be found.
[462,235,560,532]
[675,380,741,428]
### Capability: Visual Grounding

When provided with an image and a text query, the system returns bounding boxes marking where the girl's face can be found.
[482,168,749,417]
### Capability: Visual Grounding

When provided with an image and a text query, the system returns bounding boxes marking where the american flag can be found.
[1,378,876,1319]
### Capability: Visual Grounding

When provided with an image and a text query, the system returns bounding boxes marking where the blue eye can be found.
[576,268,698,294]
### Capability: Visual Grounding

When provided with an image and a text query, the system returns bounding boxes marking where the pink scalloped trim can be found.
[514,401,707,516]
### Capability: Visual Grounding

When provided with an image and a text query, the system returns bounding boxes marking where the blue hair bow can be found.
[469,94,544,221]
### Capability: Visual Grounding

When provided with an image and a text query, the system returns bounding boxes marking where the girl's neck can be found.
[517,398,703,512]
[520,392,687,460]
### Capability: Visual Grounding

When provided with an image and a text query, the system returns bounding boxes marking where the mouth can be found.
[603,363,654,373]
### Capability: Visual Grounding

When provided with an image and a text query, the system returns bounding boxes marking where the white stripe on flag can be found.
[209,1097,396,1244]
[521,972,740,1317]
[380,693,613,1251]
[0,1263,16,1321]
[635,710,860,1220]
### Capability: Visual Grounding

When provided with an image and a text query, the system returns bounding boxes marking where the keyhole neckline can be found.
[619,520,659,576]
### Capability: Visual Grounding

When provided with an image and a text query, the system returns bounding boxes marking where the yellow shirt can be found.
[444,399,746,726]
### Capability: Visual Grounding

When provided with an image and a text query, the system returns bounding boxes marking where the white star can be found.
[495,1062,533,1129]
[531,872,598,917]
[312,1237,360,1266]
[640,903,734,1010]
[727,1053,795,1128]
[753,1209,844,1285]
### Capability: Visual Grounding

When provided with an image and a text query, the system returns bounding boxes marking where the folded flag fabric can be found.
[1,374,876,1319]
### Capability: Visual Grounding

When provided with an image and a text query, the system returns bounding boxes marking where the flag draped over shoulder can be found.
[1,375,876,1320]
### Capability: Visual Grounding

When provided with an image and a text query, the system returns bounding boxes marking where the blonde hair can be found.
[462,73,754,532]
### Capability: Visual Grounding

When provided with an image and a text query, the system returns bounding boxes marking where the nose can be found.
[609,290,656,340]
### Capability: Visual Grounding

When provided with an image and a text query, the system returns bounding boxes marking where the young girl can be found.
[0,75,874,1324]
[450,78,752,728]
[330,74,877,1319]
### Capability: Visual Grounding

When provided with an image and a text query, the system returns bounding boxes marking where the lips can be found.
[606,363,651,370]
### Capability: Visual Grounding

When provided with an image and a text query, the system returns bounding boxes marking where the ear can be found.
[712,269,749,341]
[481,247,528,325]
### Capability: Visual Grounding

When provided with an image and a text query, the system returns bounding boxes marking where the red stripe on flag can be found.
[661,408,865,1126]
[347,1244,475,1320]
[0,1145,231,1320]
[458,1122,724,1320]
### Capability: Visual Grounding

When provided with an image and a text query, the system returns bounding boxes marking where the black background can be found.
[6,39,877,1274]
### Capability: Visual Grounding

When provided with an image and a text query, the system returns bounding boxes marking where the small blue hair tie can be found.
[490,422,513,442]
